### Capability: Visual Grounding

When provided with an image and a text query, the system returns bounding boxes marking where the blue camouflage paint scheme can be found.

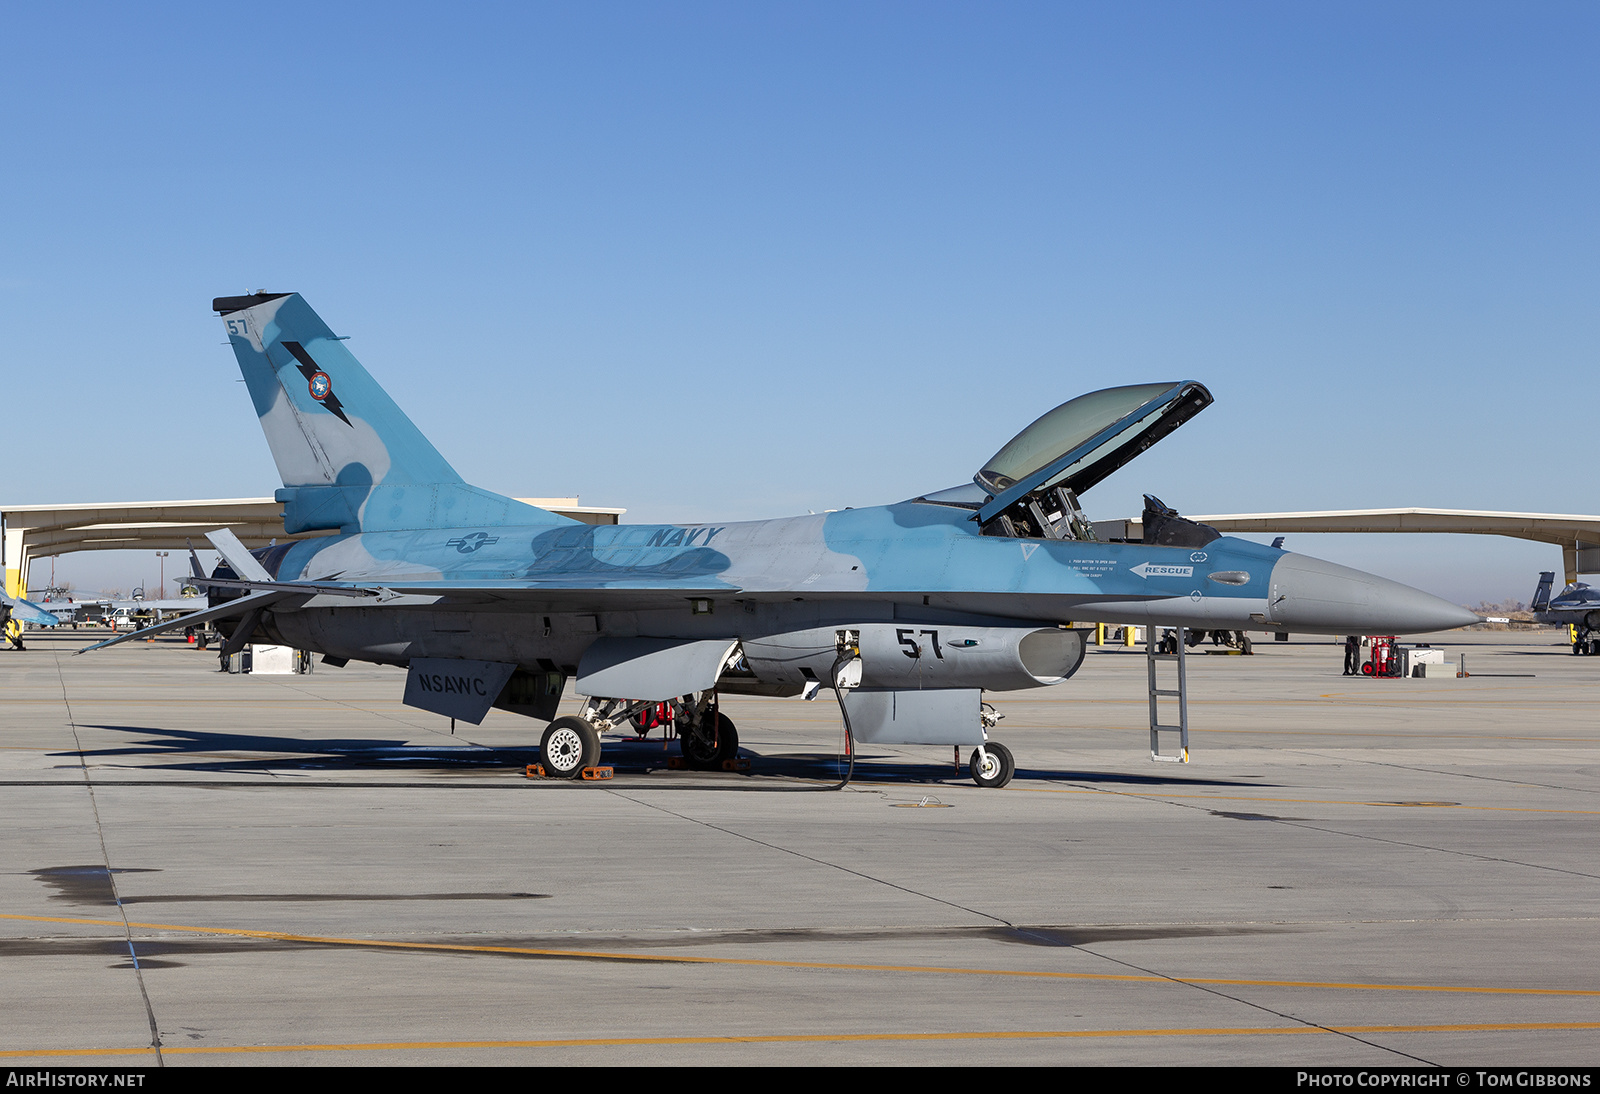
[223,293,571,536]
[205,293,1417,629]
[82,293,1478,693]
[257,491,1278,622]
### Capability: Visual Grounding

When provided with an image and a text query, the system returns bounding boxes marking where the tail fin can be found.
[215,293,571,534]
[1532,571,1555,612]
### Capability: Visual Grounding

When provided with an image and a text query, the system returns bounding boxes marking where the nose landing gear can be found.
[970,741,1015,788]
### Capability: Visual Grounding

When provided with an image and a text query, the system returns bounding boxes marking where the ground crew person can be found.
[1343,633,1360,676]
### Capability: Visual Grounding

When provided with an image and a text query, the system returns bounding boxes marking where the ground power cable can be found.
[829,683,856,791]
[826,639,862,790]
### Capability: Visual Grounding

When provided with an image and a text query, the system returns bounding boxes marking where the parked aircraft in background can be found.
[1531,571,1600,655]
[84,293,1478,786]
[28,593,207,629]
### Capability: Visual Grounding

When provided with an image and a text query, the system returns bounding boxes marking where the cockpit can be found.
[916,381,1223,548]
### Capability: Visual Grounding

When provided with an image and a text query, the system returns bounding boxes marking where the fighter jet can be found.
[83,293,1479,786]
[1530,571,1600,654]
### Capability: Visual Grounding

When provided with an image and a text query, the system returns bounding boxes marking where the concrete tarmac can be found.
[1,628,1597,1066]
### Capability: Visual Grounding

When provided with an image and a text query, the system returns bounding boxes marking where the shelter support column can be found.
[1574,540,1600,586]
[2,521,24,599]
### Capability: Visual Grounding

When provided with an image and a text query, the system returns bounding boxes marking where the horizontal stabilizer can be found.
[2,593,64,628]
[76,590,288,654]
[188,575,384,599]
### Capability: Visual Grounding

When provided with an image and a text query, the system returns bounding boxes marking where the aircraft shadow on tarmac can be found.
[64,724,1274,789]
[0,915,1293,972]
[62,724,540,776]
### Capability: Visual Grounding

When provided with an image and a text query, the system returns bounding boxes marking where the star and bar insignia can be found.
[447,532,501,554]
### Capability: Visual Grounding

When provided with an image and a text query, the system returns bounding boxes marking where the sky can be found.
[3,2,1595,604]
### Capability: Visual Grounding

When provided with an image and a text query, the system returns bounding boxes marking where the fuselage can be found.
[1534,583,1600,629]
[238,499,1475,679]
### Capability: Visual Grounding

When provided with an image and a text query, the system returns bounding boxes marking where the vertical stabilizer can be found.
[1532,571,1555,613]
[215,294,572,534]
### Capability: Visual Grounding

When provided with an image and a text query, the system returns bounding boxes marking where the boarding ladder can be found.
[1147,626,1190,763]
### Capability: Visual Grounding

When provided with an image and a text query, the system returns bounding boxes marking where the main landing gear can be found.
[538,691,740,779]
[678,708,739,770]
[1159,628,1252,654]
[539,717,601,778]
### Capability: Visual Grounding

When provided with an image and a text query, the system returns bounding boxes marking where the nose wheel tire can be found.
[680,712,739,770]
[540,716,600,778]
[970,741,1015,788]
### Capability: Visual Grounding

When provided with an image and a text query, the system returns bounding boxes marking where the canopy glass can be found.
[974,381,1213,529]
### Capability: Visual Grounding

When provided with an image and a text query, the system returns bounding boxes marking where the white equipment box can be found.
[249,644,296,674]
[1401,646,1449,678]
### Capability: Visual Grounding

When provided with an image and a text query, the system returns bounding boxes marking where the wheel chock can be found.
[721,757,751,772]
[666,756,688,770]
[525,764,614,781]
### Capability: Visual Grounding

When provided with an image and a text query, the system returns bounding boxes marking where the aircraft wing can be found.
[162,576,1088,622]
[211,577,738,612]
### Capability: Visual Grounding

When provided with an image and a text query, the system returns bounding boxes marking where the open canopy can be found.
[975,381,1212,526]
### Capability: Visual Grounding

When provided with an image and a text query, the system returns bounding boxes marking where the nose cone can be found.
[1268,553,1481,634]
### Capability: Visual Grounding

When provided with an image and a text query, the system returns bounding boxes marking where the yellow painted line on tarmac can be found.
[1204,727,1595,741]
[1026,692,1594,706]
[993,720,1595,742]
[3,912,1597,998]
[1012,787,1600,816]
[9,699,400,706]
[8,1021,1600,1059]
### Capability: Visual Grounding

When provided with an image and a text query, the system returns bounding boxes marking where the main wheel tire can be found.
[1239,635,1252,655]
[970,741,1014,788]
[540,716,600,779]
[679,712,739,770]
